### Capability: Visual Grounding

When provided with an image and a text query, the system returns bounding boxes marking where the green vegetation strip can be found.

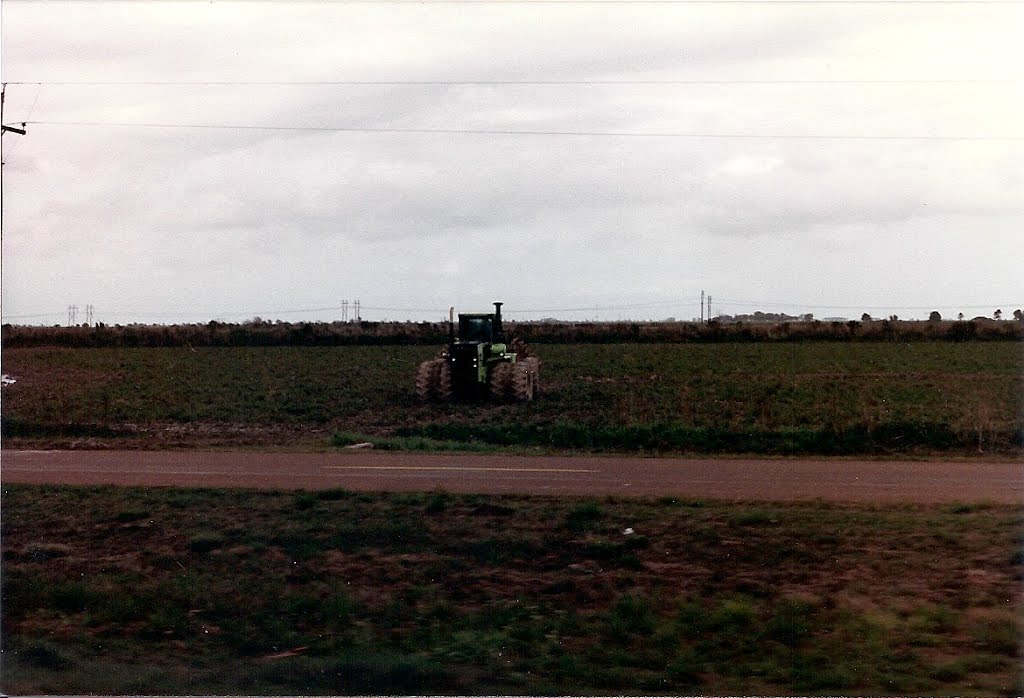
[3,342,1022,455]
[3,484,1021,695]
[2,317,1020,349]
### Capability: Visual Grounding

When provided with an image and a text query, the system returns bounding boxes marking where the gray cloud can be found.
[2,1,1022,323]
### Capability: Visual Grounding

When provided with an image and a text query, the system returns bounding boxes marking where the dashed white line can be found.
[3,467,224,476]
[324,465,597,474]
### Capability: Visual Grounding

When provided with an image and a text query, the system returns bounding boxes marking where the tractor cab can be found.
[448,303,508,398]
[457,306,504,345]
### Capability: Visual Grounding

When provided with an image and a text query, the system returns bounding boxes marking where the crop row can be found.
[2,342,1020,454]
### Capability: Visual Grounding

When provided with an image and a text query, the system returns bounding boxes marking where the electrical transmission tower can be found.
[67,305,78,326]
[85,305,94,326]
[339,299,362,322]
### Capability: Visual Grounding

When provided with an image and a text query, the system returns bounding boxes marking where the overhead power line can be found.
[5,299,1019,322]
[2,311,67,320]
[9,0,1007,4]
[505,300,696,314]
[714,298,1020,310]
[26,120,1024,141]
[5,79,1018,86]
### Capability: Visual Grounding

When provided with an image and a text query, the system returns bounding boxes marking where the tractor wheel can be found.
[511,361,535,402]
[489,362,514,401]
[415,359,438,401]
[510,335,532,359]
[435,360,453,401]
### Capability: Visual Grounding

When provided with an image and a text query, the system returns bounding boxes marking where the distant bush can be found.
[2,317,1020,348]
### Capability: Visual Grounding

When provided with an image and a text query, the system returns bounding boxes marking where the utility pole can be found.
[2,83,29,233]
[707,295,712,322]
[1,83,29,158]
[1,85,28,137]
[701,290,705,323]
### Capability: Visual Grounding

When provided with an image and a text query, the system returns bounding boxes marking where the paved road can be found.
[3,450,1021,503]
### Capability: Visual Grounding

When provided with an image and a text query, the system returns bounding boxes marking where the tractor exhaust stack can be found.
[493,302,503,341]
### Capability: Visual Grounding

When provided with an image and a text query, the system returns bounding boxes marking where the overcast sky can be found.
[2,0,1022,324]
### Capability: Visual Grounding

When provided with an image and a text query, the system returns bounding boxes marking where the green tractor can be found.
[416,302,540,402]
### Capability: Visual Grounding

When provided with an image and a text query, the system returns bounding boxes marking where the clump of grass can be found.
[333,430,506,453]
[25,543,71,562]
[666,649,703,685]
[764,599,815,647]
[607,594,655,639]
[324,652,457,693]
[706,597,756,632]
[658,496,706,508]
[114,508,150,523]
[12,638,77,670]
[566,501,603,531]
[947,501,994,514]
[48,581,103,614]
[731,509,780,527]
[929,659,969,682]
[462,536,544,566]
[317,487,354,501]
[424,492,449,514]
[293,492,316,510]
[189,531,225,553]
[623,534,650,550]
[331,431,371,447]
[971,615,1021,656]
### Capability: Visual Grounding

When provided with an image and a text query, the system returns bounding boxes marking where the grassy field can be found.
[2,342,1021,454]
[2,484,1021,695]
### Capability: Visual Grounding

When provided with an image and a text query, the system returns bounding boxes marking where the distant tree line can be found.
[2,316,1021,349]
[709,311,815,323]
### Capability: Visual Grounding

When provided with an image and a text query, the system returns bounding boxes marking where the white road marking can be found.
[325,465,597,474]
[3,467,224,476]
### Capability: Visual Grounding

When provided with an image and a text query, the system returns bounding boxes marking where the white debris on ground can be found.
[1,374,16,387]
[623,527,635,535]
[344,441,374,449]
